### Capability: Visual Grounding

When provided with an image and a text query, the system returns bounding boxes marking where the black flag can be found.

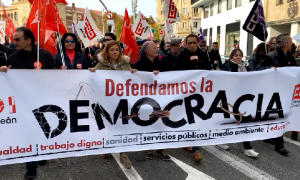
[242,0,268,41]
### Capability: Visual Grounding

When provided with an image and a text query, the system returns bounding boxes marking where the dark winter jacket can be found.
[160,49,178,71]
[7,47,56,69]
[247,55,260,71]
[0,44,14,67]
[171,48,213,71]
[222,60,246,72]
[208,49,222,70]
[131,54,165,72]
[257,48,297,70]
[54,50,89,69]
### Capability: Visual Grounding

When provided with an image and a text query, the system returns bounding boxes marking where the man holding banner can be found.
[0,27,57,179]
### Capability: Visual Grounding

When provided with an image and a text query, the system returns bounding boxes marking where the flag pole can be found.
[37,0,40,68]
[263,26,267,55]
[53,2,65,66]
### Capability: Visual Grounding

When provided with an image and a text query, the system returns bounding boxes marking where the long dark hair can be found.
[253,43,269,64]
[60,33,81,52]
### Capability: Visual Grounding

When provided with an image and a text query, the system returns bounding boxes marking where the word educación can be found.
[31,87,284,139]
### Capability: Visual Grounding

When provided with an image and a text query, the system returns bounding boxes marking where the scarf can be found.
[230,60,247,72]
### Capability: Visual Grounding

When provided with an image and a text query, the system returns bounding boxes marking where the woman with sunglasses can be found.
[54,33,89,69]
[89,40,133,169]
[221,48,259,158]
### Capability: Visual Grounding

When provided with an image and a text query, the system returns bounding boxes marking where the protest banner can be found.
[0,68,299,165]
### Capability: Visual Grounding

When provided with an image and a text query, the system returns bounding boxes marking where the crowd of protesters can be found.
[0,27,298,179]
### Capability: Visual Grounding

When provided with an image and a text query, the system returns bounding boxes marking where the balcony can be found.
[178,28,191,34]
[192,12,200,17]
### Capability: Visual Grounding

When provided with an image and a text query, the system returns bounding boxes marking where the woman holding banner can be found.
[89,40,132,169]
[221,48,259,158]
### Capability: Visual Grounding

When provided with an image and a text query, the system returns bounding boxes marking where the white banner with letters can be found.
[0,68,300,165]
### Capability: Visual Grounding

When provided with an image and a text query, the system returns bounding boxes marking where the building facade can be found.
[0,0,106,33]
[192,0,261,57]
[156,0,202,38]
[264,0,300,45]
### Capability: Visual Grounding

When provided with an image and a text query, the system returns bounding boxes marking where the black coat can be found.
[0,44,14,67]
[54,50,89,69]
[131,55,165,72]
[7,48,56,69]
[221,60,245,72]
[257,48,297,70]
[171,48,213,71]
[160,49,178,71]
[208,49,222,70]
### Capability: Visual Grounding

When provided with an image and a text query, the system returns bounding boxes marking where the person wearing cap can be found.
[161,39,181,71]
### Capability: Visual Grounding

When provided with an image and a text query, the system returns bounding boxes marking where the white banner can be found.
[0,68,300,166]
[133,11,150,39]
[163,0,181,22]
[76,7,101,47]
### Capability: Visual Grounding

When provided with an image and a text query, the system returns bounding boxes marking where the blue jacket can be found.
[54,50,89,69]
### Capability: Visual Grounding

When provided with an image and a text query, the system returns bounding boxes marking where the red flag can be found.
[44,0,67,35]
[120,8,140,64]
[26,0,44,45]
[44,30,57,56]
[3,6,15,42]
[28,0,68,4]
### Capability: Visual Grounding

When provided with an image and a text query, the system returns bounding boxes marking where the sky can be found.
[2,0,157,18]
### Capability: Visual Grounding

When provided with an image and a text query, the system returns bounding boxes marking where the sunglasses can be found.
[104,39,112,42]
[65,39,75,43]
[200,45,206,47]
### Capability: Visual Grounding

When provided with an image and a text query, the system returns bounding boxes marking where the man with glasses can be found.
[161,40,181,71]
[209,42,222,70]
[0,27,56,180]
[94,33,117,57]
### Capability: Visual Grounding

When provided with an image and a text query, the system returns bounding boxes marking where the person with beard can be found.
[171,34,212,162]
[54,33,89,70]
[172,34,212,71]
[209,42,222,70]
[0,27,56,180]
[257,34,296,156]
[161,40,181,71]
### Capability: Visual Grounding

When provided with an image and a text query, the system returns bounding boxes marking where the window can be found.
[183,22,186,28]
[235,0,242,7]
[14,12,18,20]
[250,0,255,2]
[276,0,283,5]
[210,3,214,16]
[183,8,187,15]
[227,0,232,10]
[193,8,198,14]
[193,22,198,28]
[204,6,209,18]
[218,0,222,14]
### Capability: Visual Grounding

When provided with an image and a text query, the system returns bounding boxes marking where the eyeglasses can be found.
[65,39,75,43]
[104,39,112,42]
[200,45,206,47]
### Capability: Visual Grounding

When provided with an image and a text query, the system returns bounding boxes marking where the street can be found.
[0,132,299,180]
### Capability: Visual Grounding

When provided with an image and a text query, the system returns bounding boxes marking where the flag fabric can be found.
[72,22,78,36]
[242,0,268,41]
[76,7,102,47]
[158,26,165,36]
[3,6,15,42]
[44,30,57,56]
[163,0,180,22]
[120,8,140,64]
[133,11,150,39]
[164,20,173,42]
[147,26,154,40]
[198,27,204,42]
[45,0,67,35]
[28,0,68,4]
